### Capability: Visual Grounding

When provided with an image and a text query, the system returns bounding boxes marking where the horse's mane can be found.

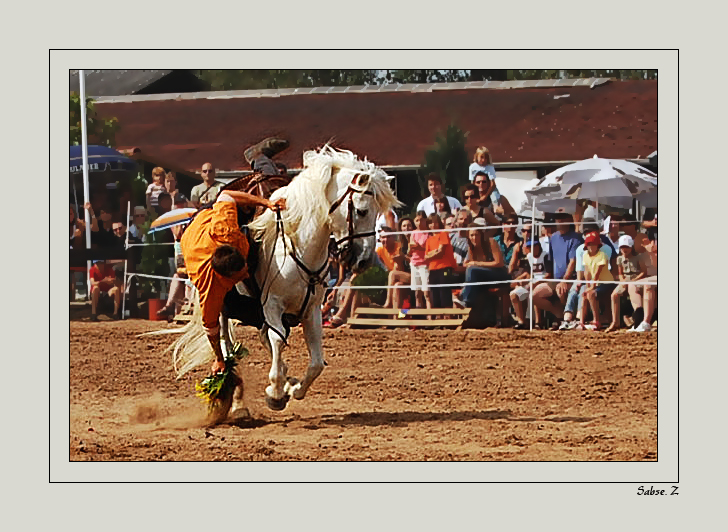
[248,145,400,249]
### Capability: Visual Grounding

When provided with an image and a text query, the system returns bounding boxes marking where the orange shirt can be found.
[376,242,401,271]
[181,200,249,332]
[425,232,457,270]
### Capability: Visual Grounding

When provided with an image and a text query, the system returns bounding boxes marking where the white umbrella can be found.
[148,208,198,233]
[524,155,657,213]
[634,188,657,208]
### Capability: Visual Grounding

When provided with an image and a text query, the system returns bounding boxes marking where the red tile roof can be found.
[95,80,657,173]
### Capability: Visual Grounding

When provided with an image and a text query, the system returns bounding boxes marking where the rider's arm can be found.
[199,282,226,365]
[217,190,285,211]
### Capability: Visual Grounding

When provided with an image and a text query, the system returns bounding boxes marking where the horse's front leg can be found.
[289,305,326,401]
[260,301,291,410]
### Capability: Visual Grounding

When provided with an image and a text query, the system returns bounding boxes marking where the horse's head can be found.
[325,150,401,273]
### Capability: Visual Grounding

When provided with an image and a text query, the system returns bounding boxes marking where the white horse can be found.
[167,146,400,414]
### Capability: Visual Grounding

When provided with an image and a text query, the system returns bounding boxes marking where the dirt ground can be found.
[70,318,657,461]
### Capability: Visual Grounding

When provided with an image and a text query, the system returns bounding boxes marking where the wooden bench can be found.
[347,307,471,328]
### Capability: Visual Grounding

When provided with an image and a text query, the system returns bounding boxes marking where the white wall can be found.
[494,169,539,213]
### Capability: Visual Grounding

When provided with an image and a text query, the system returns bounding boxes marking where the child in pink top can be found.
[408,211,432,309]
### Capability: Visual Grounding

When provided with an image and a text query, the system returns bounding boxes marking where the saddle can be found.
[220,172,292,222]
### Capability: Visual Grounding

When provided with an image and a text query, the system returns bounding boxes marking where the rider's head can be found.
[211,245,246,278]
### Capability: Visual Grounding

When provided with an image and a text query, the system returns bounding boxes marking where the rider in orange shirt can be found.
[181,189,286,375]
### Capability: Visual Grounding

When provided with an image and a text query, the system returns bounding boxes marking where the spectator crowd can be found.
[320,146,657,333]
[71,145,657,332]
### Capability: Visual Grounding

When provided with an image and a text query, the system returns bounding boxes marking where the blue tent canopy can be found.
[69,145,138,174]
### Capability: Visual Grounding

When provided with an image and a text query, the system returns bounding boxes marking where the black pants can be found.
[429,267,454,309]
[223,287,265,329]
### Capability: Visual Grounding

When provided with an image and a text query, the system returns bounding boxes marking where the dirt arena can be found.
[70,319,657,461]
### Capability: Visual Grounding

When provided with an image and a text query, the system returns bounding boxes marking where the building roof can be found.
[69,70,173,97]
[94,78,657,173]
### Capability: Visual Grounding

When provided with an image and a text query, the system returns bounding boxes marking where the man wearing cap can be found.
[605,234,647,332]
[181,189,286,375]
[532,213,583,328]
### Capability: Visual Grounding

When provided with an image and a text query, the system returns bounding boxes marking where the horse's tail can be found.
[141,290,214,379]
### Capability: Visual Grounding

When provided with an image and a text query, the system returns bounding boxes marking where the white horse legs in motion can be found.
[168,146,400,414]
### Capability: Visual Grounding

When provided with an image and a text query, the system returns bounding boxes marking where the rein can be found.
[288,238,328,320]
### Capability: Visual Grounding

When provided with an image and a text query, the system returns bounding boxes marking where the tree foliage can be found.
[419,124,470,202]
[195,69,384,90]
[193,69,656,91]
[69,92,119,146]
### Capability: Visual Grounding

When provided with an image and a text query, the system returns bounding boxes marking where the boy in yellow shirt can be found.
[578,231,614,330]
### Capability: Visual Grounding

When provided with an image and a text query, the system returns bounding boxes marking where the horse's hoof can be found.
[265,394,289,411]
[230,406,251,420]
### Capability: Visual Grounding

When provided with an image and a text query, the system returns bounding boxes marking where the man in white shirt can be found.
[416,174,462,215]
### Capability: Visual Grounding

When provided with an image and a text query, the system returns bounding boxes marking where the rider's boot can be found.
[244,137,289,165]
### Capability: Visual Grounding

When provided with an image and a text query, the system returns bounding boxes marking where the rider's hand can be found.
[269,198,287,211]
[211,359,226,375]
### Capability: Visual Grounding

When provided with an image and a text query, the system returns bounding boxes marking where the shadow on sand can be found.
[220,409,596,430]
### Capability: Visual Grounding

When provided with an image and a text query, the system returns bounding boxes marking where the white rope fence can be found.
[115,201,656,327]
[325,277,657,291]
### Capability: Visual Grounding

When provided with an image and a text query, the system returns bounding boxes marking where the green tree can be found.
[69,92,119,146]
[195,69,383,90]
[419,124,470,204]
[195,69,657,91]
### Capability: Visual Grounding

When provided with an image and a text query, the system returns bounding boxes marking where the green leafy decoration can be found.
[195,344,249,412]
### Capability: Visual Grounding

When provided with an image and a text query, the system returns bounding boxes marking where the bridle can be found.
[327,178,376,258]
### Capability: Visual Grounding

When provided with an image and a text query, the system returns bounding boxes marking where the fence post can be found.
[127,246,139,318]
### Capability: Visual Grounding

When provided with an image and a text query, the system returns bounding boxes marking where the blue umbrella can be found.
[69,145,139,218]
[69,145,138,174]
